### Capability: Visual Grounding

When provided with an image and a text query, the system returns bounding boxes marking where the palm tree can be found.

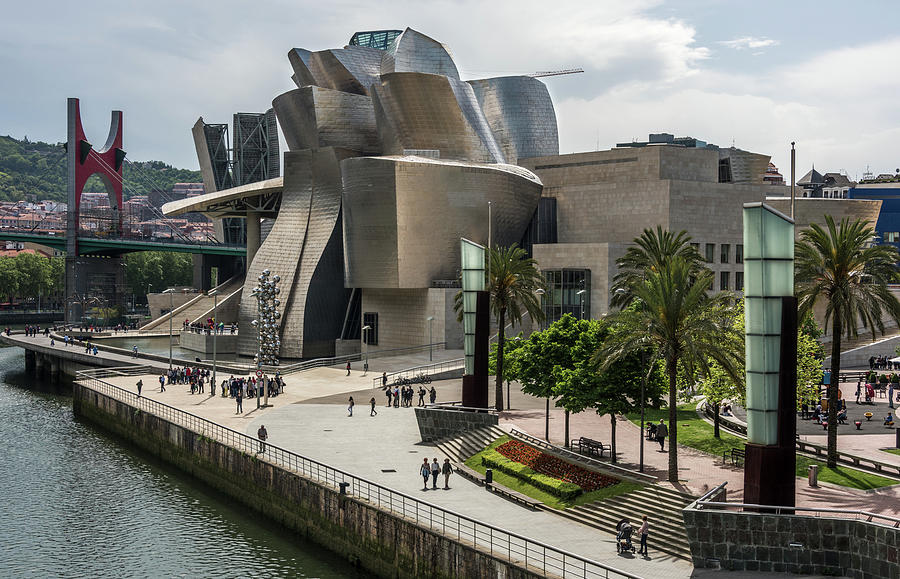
[487,245,546,411]
[610,226,705,308]
[596,232,742,483]
[455,245,546,411]
[795,215,900,468]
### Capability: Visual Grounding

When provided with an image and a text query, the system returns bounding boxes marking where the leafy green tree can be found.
[0,258,20,301]
[454,245,545,411]
[795,215,900,468]
[13,252,53,300]
[489,332,525,409]
[596,239,743,483]
[124,251,194,301]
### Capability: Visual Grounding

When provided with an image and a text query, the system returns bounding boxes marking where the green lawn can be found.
[464,435,643,509]
[626,403,897,490]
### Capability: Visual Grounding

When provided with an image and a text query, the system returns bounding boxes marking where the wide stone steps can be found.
[141,275,244,331]
[436,425,507,463]
[559,486,694,560]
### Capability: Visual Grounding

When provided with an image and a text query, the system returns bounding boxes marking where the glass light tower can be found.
[742,202,797,508]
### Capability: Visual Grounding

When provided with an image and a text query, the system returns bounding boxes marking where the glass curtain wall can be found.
[541,269,591,324]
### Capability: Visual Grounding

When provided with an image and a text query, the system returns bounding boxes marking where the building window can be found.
[720,271,729,291]
[735,271,744,291]
[721,244,730,264]
[362,312,378,346]
[735,244,743,264]
[705,244,715,263]
[541,269,591,324]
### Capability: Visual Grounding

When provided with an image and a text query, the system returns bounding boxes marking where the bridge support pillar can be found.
[35,352,47,378]
[193,254,241,292]
[48,356,60,385]
[24,349,36,374]
[65,256,126,324]
[246,211,261,268]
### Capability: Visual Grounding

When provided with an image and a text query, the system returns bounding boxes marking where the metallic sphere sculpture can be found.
[252,270,281,367]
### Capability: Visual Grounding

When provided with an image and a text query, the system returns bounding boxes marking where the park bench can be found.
[454,462,486,486]
[570,436,608,459]
[722,447,745,466]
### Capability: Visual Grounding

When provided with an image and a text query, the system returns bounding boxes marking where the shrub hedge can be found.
[481,450,582,500]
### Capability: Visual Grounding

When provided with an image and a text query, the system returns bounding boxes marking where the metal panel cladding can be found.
[468,76,559,164]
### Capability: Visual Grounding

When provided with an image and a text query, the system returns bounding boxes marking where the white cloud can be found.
[719,36,779,51]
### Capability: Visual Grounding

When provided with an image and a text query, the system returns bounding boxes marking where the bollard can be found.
[896,427,899,449]
[339,482,350,495]
[808,464,818,487]
[485,468,493,485]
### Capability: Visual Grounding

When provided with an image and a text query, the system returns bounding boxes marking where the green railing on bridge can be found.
[0,231,245,256]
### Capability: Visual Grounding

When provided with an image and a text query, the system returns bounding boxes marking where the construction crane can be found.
[528,68,584,78]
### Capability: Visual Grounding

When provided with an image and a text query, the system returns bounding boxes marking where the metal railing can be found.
[275,342,449,376]
[510,428,658,483]
[75,370,642,579]
[372,356,465,388]
[694,495,900,528]
[699,402,900,479]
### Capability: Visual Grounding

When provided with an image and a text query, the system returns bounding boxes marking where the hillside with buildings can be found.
[0,135,201,202]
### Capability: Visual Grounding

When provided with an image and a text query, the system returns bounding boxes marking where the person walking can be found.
[656,419,668,452]
[132,345,138,358]
[430,458,440,489]
[159,374,166,392]
[236,388,243,414]
[385,386,392,407]
[348,396,355,417]
[382,372,387,389]
[442,458,453,489]
[638,515,649,556]
[346,361,351,376]
[257,424,268,453]
[418,386,426,407]
[420,459,431,490]
[429,386,437,404]
[370,397,377,416]
[136,379,143,397]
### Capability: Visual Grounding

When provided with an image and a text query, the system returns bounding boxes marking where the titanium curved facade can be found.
[468,76,559,164]
[380,28,460,79]
[371,73,502,163]
[342,156,542,288]
[273,87,380,154]
[237,148,353,359]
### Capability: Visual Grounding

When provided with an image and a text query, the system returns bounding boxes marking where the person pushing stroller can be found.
[615,519,636,554]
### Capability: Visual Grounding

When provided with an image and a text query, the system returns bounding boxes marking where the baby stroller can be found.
[646,423,657,440]
[615,519,636,554]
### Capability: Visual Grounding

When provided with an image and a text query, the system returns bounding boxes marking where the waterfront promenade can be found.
[5,330,897,577]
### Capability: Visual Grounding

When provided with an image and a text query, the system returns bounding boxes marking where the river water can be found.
[0,346,359,578]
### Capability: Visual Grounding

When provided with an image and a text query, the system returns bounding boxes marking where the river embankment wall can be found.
[72,380,545,579]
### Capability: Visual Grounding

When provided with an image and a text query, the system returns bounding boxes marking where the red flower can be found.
[495,440,618,491]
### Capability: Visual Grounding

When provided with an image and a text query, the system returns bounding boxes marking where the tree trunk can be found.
[495,308,506,412]
[564,410,570,448]
[714,402,720,439]
[610,413,617,464]
[828,311,841,469]
[667,356,679,483]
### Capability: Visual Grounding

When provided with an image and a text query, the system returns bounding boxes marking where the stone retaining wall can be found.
[683,504,898,578]
[415,406,498,442]
[73,382,540,579]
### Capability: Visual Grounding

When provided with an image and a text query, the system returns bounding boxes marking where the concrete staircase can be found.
[140,275,244,331]
[556,485,695,560]
[436,425,508,463]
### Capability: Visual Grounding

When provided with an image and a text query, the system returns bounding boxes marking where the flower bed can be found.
[494,440,619,492]
[481,450,582,499]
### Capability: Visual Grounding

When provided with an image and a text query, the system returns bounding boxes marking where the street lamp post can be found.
[426,316,434,362]
[576,288,586,320]
[534,288,550,441]
[162,288,176,371]
[362,325,372,375]
[209,289,218,396]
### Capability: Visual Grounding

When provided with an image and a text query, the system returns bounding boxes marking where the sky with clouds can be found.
[2,0,899,181]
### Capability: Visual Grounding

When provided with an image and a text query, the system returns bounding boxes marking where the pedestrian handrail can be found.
[75,370,643,579]
[699,402,900,479]
[372,357,465,388]
[274,342,449,376]
[693,497,900,528]
[509,428,659,484]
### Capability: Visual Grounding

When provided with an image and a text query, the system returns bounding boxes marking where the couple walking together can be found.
[420,458,453,490]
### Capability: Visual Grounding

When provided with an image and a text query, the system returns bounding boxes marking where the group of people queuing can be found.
[384,383,436,408]
[225,374,285,414]
[183,318,237,335]
[869,356,900,371]
[162,366,214,395]
[19,325,49,338]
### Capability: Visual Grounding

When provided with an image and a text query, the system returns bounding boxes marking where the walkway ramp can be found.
[140,275,244,331]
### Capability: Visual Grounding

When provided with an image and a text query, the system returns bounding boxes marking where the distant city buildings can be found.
[797,167,856,199]
[0,183,211,247]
